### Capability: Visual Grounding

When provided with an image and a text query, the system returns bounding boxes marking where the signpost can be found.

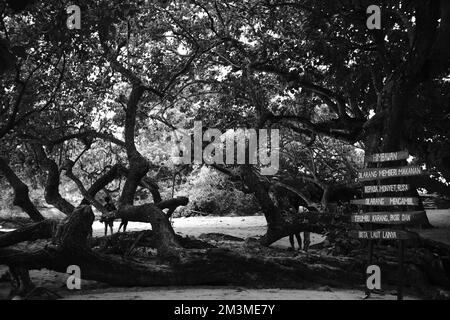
[350,150,424,300]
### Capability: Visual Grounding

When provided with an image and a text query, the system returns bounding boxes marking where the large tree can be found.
[1,0,449,296]
[166,0,450,244]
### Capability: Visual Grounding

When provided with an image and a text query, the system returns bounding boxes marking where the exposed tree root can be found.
[91,230,215,255]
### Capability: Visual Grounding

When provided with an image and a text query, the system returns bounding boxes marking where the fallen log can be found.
[0,206,364,290]
[0,220,56,248]
[1,207,450,297]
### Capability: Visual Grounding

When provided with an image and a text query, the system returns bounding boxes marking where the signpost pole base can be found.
[397,239,404,300]
[364,238,374,299]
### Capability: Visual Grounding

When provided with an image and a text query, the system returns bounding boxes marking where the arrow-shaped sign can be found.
[350,197,419,206]
[357,166,423,181]
[349,229,418,240]
[351,211,426,225]
[364,184,410,194]
[365,151,409,163]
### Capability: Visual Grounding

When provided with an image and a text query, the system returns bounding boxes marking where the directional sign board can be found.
[353,150,422,300]
[349,229,418,240]
[350,197,419,206]
[351,211,426,225]
[357,166,422,181]
[364,184,410,194]
[365,150,409,163]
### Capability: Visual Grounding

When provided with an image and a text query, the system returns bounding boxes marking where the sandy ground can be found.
[63,287,413,300]
[92,215,326,250]
[1,210,447,300]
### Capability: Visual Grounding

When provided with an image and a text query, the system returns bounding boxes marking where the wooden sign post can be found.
[350,150,424,300]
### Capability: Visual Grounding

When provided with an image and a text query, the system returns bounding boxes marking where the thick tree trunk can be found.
[158,197,189,218]
[239,164,341,246]
[80,164,126,205]
[119,85,149,207]
[80,164,161,205]
[63,162,110,216]
[8,266,35,297]
[115,204,183,259]
[377,0,448,153]
[239,165,290,246]
[33,144,74,215]
[368,1,447,228]
[0,157,45,222]
[240,165,282,226]
[61,156,187,257]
